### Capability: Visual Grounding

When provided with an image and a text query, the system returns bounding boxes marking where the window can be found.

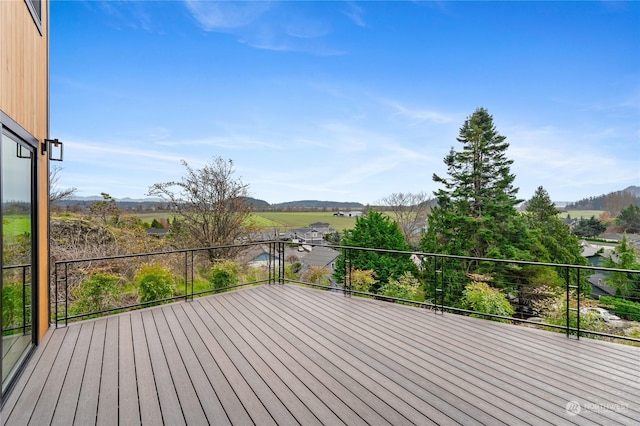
[24,0,42,31]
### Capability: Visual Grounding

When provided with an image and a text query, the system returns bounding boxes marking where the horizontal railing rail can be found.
[51,241,640,344]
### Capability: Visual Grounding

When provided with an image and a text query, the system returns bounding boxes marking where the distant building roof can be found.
[301,247,340,268]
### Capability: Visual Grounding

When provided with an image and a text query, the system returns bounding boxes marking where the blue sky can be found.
[51,1,640,204]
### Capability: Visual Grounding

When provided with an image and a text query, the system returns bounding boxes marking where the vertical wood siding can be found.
[1,0,50,340]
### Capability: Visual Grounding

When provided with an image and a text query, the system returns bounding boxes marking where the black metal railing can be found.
[52,241,278,327]
[51,241,640,344]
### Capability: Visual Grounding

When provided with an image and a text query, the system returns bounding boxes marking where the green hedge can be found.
[599,296,640,321]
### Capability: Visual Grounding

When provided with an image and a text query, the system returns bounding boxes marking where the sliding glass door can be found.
[1,131,36,394]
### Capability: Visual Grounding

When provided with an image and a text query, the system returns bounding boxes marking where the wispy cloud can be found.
[505,125,639,199]
[386,101,456,125]
[343,2,366,28]
[183,1,272,30]
[182,1,345,55]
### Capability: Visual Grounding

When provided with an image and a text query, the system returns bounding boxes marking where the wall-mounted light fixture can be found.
[42,138,63,161]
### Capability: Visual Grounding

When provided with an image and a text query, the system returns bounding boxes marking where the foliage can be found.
[334,211,416,290]
[460,275,514,322]
[422,108,526,260]
[615,204,640,233]
[324,232,341,245]
[571,216,606,238]
[243,266,268,283]
[148,157,253,259]
[284,263,300,280]
[538,292,606,334]
[379,272,423,302]
[348,269,377,293]
[150,218,164,229]
[599,296,640,321]
[603,236,640,298]
[301,266,331,286]
[135,264,175,303]
[89,193,121,224]
[525,186,586,266]
[73,273,120,314]
[206,260,240,290]
[2,283,27,329]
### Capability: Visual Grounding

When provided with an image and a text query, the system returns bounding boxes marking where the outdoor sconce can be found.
[42,138,64,161]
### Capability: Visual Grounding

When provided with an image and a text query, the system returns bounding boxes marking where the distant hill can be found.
[565,186,640,210]
[271,200,364,209]
[56,196,361,211]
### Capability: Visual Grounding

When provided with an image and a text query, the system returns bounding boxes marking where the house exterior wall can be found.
[1,0,50,341]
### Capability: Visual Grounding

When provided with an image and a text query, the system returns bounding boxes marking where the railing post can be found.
[278,241,285,284]
[341,247,352,297]
[64,262,69,327]
[184,251,188,302]
[268,241,274,285]
[190,250,194,300]
[576,268,581,340]
[434,256,444,315]
[565,267,570,338]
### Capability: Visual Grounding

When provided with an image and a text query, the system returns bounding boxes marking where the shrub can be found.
[207,260,240,290]
[150,218,164,229]
[599,296,640,321]
[135,264,175,303]
[349,269,377,293]
[301,266,331,286]
[284,264,300,280]
[378,272,423,301]
[461,276,514,322]
[2,283,26,329]
[73,273,120,314]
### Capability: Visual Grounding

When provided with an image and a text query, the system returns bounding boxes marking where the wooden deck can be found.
[2,284,639,425]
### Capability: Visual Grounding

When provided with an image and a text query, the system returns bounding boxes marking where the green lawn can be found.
[124,211,359,231]
[3,215,31,239]
[254,211,358,231]
[559,210,603,219]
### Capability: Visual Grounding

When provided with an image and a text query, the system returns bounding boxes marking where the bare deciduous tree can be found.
[378,192,433,243]
[604,190,638,218]
[49,165,77,204]
[148,157,253,259]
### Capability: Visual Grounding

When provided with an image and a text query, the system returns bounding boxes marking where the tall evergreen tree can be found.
[334,210,416,291]
[525,186,586,265]
[422,108,526,259]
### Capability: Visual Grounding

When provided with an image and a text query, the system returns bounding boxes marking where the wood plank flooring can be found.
[2,284,639,425]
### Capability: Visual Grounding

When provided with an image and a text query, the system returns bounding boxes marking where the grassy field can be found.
[559,210,603,219]
[3,215,31,238]
[128,211,359,231]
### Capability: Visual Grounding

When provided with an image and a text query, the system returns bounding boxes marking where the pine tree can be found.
[525,186,586,265]
[422,107,525,259]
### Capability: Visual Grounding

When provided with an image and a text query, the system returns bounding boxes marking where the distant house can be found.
[290,223,336,244]
[146,228,170,238]
[333,211,345,216]
[588,273,617,299]
[300,246,340,270]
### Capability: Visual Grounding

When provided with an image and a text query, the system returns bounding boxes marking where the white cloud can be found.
[343,2,366,28]
[386,101,456,125]
[183,1,272,30]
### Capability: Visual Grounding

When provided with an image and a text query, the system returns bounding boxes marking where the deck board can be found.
[3,284,639,426]
[74,319,105,425]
